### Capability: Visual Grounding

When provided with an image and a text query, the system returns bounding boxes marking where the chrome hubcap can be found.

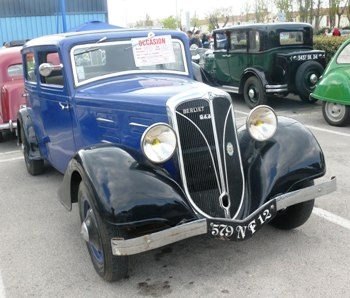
[309,73,318,84]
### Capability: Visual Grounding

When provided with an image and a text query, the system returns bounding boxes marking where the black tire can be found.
[21,126,44,176]
[243,76,267,109]
[0,132,4,142]
[295,61,324,103]
[78,182,129,282]
[269,181,315,230]
[322,101,350,127]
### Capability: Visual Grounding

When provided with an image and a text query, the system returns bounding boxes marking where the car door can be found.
[227,30,249,87]
[212,32,232,84]
[36,49,76,173]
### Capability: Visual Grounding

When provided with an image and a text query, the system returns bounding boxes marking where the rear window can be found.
[280,31,303,45]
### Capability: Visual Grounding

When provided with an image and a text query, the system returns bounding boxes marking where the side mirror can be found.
[39,63,63,77]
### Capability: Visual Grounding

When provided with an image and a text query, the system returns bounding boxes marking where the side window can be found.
[230,31,247,50]
[25,52,36,83]
[215,33,228,50]
[39,51,64,87]
[337,43,350,64]
[249,31,260,51]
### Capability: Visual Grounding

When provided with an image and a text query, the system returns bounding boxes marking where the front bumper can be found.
[111,176,336,256]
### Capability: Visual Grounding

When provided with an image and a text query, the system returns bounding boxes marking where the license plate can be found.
[207,200,277,241]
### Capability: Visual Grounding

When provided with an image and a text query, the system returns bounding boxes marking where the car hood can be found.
[75,75,210,105]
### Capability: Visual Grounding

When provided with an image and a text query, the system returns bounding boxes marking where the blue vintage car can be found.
[17,28,336,281]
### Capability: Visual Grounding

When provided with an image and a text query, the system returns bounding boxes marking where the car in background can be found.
[310,37,350,126]
[201,22,326,108]
[340,29,350,36]
[17,28,335,281]
[0,46,25,141]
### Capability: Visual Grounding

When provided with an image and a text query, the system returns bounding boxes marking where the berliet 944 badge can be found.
[18,27,336,281]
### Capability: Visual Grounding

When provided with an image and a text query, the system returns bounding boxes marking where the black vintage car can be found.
[200,22,326,108]
[17,28,335,282]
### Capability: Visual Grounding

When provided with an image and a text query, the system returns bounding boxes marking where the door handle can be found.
[59,102,69,110]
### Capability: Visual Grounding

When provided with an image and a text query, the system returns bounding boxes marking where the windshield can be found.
[71,36,188,86]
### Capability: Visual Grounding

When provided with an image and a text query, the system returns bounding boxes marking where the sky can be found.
[107,0,245,28]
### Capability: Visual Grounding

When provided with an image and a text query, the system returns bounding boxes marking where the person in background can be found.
[190,30,202,48]
[332,27,341,36]
[201,33,210,48]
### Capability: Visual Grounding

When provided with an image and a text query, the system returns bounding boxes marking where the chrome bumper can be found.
[111,177,336,256]
[0,120,17,132]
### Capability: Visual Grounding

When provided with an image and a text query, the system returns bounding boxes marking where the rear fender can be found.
[58,144,197,227]
[240,68,268,93]
[238,116,326,211]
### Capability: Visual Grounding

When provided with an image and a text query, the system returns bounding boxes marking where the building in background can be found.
[0,0,108,45]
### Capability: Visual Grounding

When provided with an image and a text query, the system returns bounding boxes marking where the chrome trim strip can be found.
[111,178,336,256]
[265,84,288,93]
[220,85,239,93]
[129,122,149,128]
[96,117,114,123]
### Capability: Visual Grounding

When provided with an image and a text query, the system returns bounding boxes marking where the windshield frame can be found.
[70,38,189,87]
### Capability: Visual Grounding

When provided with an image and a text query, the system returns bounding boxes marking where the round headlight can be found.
[247,105,277,141]
[141,123,177,163]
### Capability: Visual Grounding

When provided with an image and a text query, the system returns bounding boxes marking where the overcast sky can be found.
[107,0,246,27]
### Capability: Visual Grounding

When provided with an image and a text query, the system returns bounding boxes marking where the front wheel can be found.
[269,181,315,230]
[295,61,324,103]
[243,76,267,109]
[322,101,350,127]
[21,126,44,176]
[78,182,129,282]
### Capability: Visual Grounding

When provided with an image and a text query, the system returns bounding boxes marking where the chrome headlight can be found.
[247,105,277,141]
[141,123,177,163]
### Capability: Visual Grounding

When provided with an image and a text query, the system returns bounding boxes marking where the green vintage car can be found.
[310,38,350,126]
[201,22,326,108]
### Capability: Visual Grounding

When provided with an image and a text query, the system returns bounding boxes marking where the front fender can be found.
[17,107,43,160]
[238,116,326,210]
[58,144,197,227]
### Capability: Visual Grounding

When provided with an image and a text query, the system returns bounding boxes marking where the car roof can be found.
[213,22,312,33]
[22,28,187,50]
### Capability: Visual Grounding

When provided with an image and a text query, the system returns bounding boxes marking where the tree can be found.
[135,14,154,28]
[254,0,269,23]
[274,0,294,21]
[161,16,177,29]
[206,7,232,31]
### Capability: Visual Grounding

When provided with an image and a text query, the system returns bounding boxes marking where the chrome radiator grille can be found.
[173,96,245,219]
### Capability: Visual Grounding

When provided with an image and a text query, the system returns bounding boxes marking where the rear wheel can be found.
[269,181,315,230]
[322,101,350,127]
[295,61,324,103]
[78,182,129,282]
[21,126,44,176]
[243,76,267,109]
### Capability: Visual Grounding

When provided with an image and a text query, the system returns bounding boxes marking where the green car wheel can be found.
[322,101,350,127]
